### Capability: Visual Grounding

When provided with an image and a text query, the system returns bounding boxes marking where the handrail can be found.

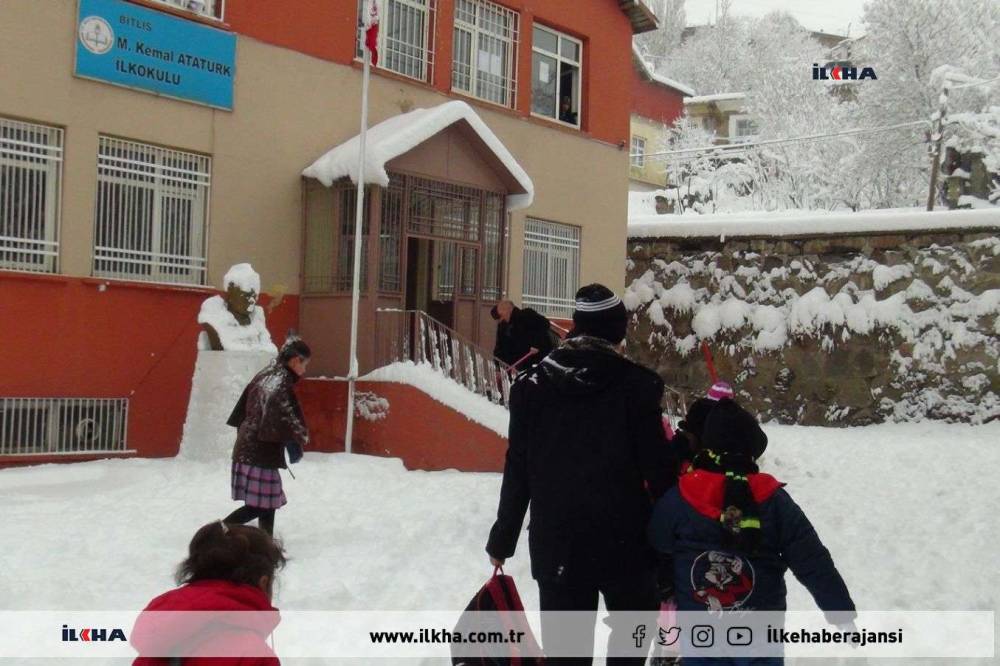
[374,308,515,406]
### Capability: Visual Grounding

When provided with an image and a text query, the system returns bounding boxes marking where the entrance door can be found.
[405,237,456,329]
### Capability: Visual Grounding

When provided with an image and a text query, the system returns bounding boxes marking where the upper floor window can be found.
[93,137,210,286]
[1,117,63,274]
[357,0,436,83]
[150,0,224,21]
[531,25,582,128]
[631,136,646,168]
[452,0,519,108]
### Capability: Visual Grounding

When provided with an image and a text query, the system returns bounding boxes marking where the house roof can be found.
[684,92,746,104]
[302,100,534,211]
[619,0,659,34]
[632,45,696,96]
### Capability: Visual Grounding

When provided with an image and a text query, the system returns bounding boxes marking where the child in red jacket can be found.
[131,521,287,665]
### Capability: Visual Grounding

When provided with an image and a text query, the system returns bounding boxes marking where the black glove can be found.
[284,441,304,464]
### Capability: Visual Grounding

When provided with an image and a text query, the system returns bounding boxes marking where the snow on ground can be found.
[2,421,999,664]
[628,206,1000,239]
[361,361,509,436]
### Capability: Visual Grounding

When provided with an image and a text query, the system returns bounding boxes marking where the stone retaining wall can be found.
[625,225,1000,425]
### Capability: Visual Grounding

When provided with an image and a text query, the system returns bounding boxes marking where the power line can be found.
[946,73,1000,91]
[633,119,929,160]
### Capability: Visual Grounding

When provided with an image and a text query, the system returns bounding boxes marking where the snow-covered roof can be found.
[631,44,696,96]
[684,92,747,105]
[303,100,534,211]
[628,207,1000,239]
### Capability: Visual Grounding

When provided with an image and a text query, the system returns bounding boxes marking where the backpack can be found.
[451,569,544,665]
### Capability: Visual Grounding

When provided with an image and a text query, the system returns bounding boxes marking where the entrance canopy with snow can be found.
[302,100,534,211]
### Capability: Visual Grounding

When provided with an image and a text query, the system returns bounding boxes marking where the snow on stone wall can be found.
[625,223,1000,425]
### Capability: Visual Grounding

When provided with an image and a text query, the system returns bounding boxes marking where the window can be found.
[93,137,210,285]
[453,0,519,107]
[1,118,62,274]
[357,0,435,82]
[531,25,582,127]
[631,136,646,168]
[151,0,224,21]
[481,193,504,301]
[729,114,758,142]
[522,218,580,318]
[0,397,128,456]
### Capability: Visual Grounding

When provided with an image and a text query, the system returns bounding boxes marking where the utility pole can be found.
[926,81,951,211]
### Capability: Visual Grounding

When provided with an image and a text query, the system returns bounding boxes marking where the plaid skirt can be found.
[231,462,287,510]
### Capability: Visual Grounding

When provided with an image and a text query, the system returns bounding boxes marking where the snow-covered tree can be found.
[634,0,686,62]
[853,0,1000,208]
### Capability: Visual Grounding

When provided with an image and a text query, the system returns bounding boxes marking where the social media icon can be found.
[632,624,646,648]
[658,626,681,646]
[727,626,753,646]
[691,625,715,648]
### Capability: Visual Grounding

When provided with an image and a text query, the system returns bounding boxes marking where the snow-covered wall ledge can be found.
[625,209,1000,425]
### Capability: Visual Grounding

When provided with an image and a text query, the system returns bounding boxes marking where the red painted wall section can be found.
[631,72,687,126]
[297,378,508,472]
[226,0,635,146]
[0,273,298,467]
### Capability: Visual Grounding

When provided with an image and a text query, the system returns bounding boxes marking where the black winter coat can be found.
[493,307,554,368]
[486,336,678,584]
[228,362,309,470]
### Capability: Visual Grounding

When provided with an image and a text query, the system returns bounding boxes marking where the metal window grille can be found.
[408,176,481,241]
[631,136,646,168]
[481,193,504,301]
[357,0,436,83]
[0,397,128,456]
[94,137,210,285]
[336,183,371,292]
[379,175,405,292]
[522,218,580,318]
[453,0,519,108]
[148,0,225,21]
[1,118,62,274]
[531,24,583,127]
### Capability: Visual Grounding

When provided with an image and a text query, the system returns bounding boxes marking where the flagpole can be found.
[345,25,373,456]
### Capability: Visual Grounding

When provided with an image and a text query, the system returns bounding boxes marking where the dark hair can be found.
[176,521,287,587]
[693,400,767,553]
[678,397,716,442]
[278,338,311,364]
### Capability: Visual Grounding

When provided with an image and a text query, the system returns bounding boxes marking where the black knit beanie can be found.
[695,399,769,553]
[571,283,628,345]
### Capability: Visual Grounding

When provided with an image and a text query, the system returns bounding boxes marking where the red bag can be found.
[451,567,544,665]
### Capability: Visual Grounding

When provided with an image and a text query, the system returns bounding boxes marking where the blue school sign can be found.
[75,0,236,110]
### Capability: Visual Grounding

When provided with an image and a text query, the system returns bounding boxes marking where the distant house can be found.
[629,45,694,191]
[682,92,754,145]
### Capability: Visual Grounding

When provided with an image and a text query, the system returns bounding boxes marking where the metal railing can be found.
[375,308,514,405]
[0,397,129,456]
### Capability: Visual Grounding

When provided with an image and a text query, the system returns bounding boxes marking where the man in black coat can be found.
[486,284,678,665]
[491,300,554,370]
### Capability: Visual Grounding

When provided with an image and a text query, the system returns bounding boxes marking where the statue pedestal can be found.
[179,350,273,462]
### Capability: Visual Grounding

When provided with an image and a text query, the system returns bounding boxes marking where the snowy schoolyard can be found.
[2,420,999,664]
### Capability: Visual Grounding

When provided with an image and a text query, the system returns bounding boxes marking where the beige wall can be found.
[629,114,669,190]
[1,0,629,299]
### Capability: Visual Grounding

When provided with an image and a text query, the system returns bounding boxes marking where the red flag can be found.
[364,0,380,67]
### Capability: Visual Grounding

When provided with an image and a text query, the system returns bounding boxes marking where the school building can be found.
[0,0,658,465]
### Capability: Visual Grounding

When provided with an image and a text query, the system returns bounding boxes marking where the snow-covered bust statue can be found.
[197,263,278,353]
